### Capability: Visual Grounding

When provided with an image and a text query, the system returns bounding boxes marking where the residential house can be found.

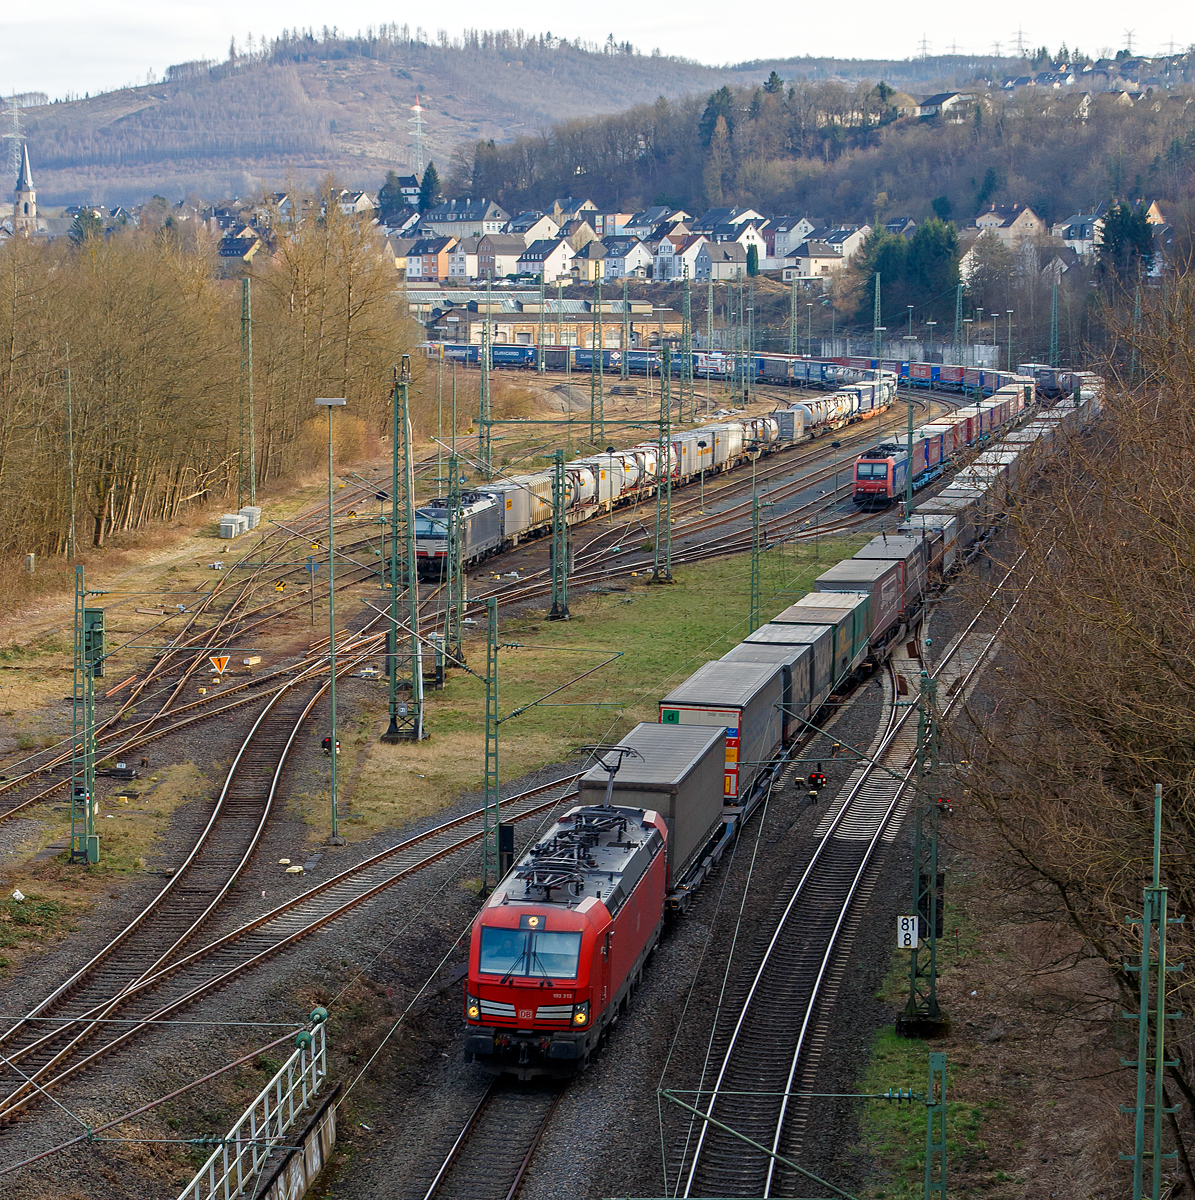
[622,207,690,239]
[560,218,599,251]
[695,242,749,281]
[782,241,844,280]
[477,234,528,280]
[385,236,419,275]
[655,233,708,281]
[551,197,597,224]
[422,198,510,239]
[601,236,653,279]
[447,237,482,281]
[383,206,421,236]
[517,238,575,281]
[1041,247,1082,285]
[335,190,376,217]
[884,217,917,238]
[822,225,872,263]
[569,240,607,283]
[504,211,560,245]
[704,221,768,265]
[1051,206,1107,259]
[974,204,1046,249]
[690,206,765,233]
[218,225,263,262]
[591,212,634,237]
[767,216,825,264]
[395,174,421,205]
[916,92,977,119]
[406,236,457,282]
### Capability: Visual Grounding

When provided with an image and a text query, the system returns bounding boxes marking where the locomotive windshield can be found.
[479,927,582,979]
[856,463,887,478]
[414,517,448,537]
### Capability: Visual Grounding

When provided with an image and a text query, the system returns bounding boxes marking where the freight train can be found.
[462,383,1103,1077]
[424,342,1067,399]
[851,369,1104,506]
[414,379,898,575]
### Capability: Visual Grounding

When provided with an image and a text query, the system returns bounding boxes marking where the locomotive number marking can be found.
[519,1010,533,1020]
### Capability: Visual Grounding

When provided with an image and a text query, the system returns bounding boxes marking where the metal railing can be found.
[178,1021,328,1200]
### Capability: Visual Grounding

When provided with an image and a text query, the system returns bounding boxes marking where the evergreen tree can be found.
[70,210,103,244]
[931,195,952,221]
[746,244,759,276]
[1099,200,1154,283]
[378,170,405,221]
[699,86,735,146]
[764,71,783,94]
[905,218,959,312]
[418,163,441,213]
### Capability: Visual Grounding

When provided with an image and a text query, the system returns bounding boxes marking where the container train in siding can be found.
[414,377,898,575]
[463,384,1103,1078]
[425,342,1070,399]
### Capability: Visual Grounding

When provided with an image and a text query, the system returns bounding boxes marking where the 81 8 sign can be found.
[896,915,920,950]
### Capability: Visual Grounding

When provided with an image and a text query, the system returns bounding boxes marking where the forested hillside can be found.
[18,28,1017,206]
[460,81,1195,229]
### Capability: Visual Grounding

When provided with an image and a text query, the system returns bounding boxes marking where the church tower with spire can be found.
[13,144,36,236]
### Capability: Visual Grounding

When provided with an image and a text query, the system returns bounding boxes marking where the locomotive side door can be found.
[600,931,612,1012]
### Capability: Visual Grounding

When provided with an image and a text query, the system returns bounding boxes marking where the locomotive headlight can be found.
[466,994,481,1020]
[572,1001,590,1026]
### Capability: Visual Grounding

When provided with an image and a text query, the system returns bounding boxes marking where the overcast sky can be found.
[1,0,1190,99]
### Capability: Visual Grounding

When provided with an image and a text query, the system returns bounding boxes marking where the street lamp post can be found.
[831,439,841,505]
[697,439,707,511]
[315,397,347,846]
[925,320,937,365]
[806,301,813,357]
[1006,310,1014,371]
[907,305,914,340]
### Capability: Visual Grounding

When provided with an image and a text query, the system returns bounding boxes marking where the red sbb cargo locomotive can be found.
[464,803,667,1078]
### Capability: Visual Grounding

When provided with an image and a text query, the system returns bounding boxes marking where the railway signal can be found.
[70,565,101,863]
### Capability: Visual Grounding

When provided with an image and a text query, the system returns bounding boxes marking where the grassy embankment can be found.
[297,536,868,839]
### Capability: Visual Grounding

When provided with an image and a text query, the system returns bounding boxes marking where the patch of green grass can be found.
[855,945,986,1198]
[339,539,866,837]
[0,894,73,955]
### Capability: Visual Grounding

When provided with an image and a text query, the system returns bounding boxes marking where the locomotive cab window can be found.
[479,927,583,979]
[856,463,886,478]
[414,517,448,536]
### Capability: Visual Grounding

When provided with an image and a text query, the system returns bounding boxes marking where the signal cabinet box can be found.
[659,661,783,803]
[578,722,726,886]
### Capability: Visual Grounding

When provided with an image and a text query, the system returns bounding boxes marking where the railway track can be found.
[422,1080,564,1200]
[0,763,583,1132]
[673,561,1022,1197]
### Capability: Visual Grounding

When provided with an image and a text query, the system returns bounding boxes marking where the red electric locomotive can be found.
[463,803,667,1078]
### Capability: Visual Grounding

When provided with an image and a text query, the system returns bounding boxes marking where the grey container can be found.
[744,621,831,715]
[913,496,977,548]
[238,506,262,530]
[852,534,930,613]
[659,661,784,804]
[578,723,726,886]
[772,593,871,680]
[219,514,245,539]
[721,642,811,743]
[814,558,903,643]
[898,513,961,572]
[774,408,803,442]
